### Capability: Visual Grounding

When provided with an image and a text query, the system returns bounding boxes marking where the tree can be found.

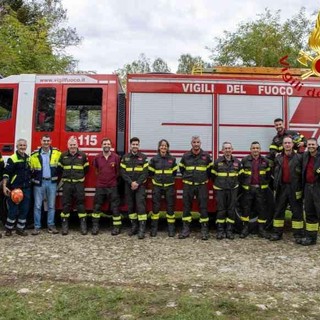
[0,0,80,76]
[208,7,315,67]
[114,54,171,90]
[176,54,211,74]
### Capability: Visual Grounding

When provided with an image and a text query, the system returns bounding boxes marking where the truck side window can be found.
[35,87,56,132]
[65,88,102,132]
[0,89,13,121]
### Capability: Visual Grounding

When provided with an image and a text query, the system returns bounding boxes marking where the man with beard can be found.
[92,138,121,235]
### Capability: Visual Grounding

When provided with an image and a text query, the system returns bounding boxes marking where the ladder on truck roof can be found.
[192,65,309,76]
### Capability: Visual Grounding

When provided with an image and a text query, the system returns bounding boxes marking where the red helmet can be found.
[11,188,24,204]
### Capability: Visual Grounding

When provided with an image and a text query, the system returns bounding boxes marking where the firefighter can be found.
[212,142,241,240]
[298,138,320,246]
[179,135,212,240]
[268,118,306,162]
[58,136,89,235]
[239,141,271,239]
[30,135,61,235]
[120,137,148,239]
[2,139,32,236]
[92,138,121,236]
[149,139,178,237]
[270,136,304,241]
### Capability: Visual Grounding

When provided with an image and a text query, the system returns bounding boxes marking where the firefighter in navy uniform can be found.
[269,118,306,162]
[298,138,320,246]
[179,135,212,240]
[58,136,89,235]
[149,139,178,237]
[2,139,32,236]
[270,136,304,241]
[120,137,148,239]
[239,141,271,239]
[212,142,241,240]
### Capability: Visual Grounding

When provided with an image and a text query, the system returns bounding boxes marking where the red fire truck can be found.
[0,68,319,220]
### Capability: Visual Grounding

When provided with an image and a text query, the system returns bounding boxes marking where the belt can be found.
[42,177,51,181]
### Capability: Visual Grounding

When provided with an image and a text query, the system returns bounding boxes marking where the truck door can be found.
[0,85,18,156]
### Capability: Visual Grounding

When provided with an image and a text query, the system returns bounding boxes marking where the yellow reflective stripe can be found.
[269,145,278,150]
[199,217,209,223]
[259,170,266,174]
[149,166,155,172]
[83,162,89,168]
[213,185,223,190]
[306,223,319,232]
[113,216,121,221]
[60,212,70,218]
[241,216,249,222]
[113,221,122,226]
[261,185,268,189]
[215,172,238,177]
[152,179,174,187]
[73,165,85,169]
[226,218,235,224]
[62,178,85,182]
[129,213,137,220]
[133,167,143,171]
[182,216,192,222]
[183,180,207,185]
[242,185,250,190]
[265,167,271,172]
[296,191,302,200]
[216,219,226,224]
[78,213,87,218]
[120,163,126,168]
[211,169,217,175]
[11,174,17,184]
[258,219,267,224]
[138,214,148,221]
[92,213,101,218]
[278,146,283,151]
[243,170,251,175]
[185,166,207,171]
[273,219,285,228]
[143,163,148,168]
[151,213,160,220]
[154,169,174,174]
[292,221,304,229]
[179,163,185,168]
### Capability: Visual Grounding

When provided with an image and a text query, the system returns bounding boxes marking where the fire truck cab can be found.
[0,74,125,216]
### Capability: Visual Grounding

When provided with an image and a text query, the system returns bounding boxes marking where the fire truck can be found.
[0,67,320,221]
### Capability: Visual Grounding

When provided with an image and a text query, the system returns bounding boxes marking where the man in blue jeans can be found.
[30,135,61,235]
[2,139,32,236]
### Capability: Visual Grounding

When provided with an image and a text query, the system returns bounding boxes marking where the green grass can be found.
[0,280,317,320]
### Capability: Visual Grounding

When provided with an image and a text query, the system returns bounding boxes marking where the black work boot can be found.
[128,219,138,236]
[226,223,235,240]
[201,223,209,240]
[178,222,190,239]
[61,218,69,235]
[91,218,100,235]
[300,236,317,246]
[216,223,225,240]
[111,226,121,236]
[80,217,88,235]
[258,223,270,239]
[16,228,28,236]
[293,229,304,244]
[167,223,176,237]
[138,221,146,239]
[150,219,158,237]
[269,228,283,241]
[239,222,249,239]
